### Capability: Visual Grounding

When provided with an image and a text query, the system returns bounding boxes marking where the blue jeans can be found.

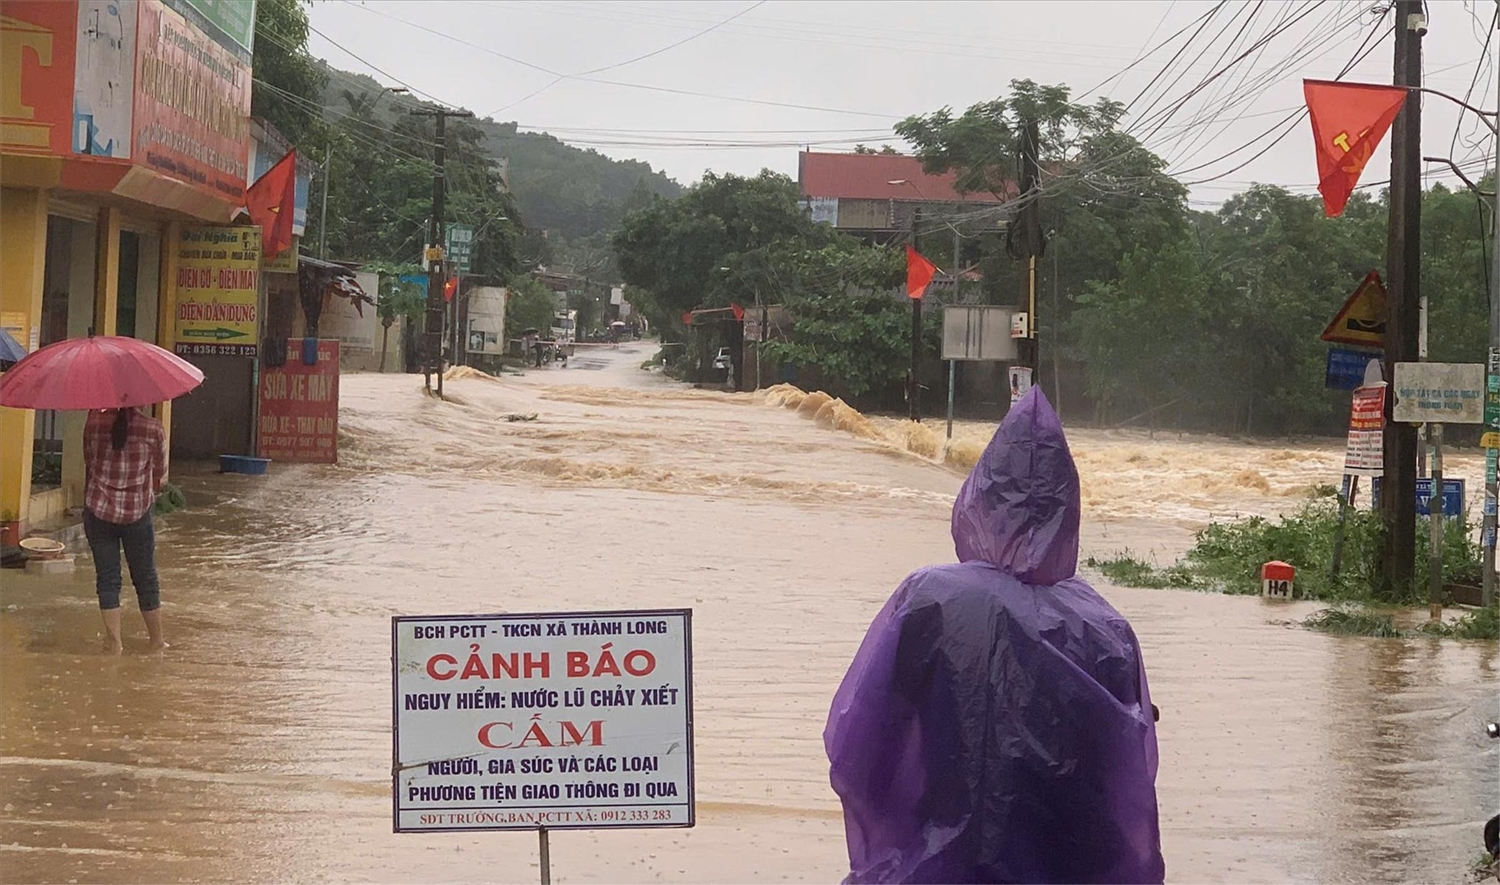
[84,509,161,612]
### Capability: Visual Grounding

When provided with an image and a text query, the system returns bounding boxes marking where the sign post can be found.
[1391,361,1485,617]
[392,609,694,879]
[942,305,1020,438]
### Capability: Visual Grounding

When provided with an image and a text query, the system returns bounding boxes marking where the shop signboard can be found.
[258,339,339,464]
[72,0,137,158]
[1,1,79,157]
[174,225,259,356]
[164,0,255,60]
[391,609,695,833]
[133,0,251,203]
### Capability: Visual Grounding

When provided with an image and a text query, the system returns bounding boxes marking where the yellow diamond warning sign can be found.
[1321,270,1386,348]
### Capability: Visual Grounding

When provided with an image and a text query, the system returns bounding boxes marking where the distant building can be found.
[796,150,1012,243]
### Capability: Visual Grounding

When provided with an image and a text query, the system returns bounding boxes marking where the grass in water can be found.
[1089,498,1483,607]
[1302,605,1402,638]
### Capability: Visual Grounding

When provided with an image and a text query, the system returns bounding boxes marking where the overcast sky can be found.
[309,1,1498,208]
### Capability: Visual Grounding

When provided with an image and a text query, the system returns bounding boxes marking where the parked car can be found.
[712,346,732,370]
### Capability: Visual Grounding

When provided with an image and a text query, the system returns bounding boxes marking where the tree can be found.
[505,275,557,346]
[251,0,326,146]
[365,262,426,372]
[897,79,1125,200]
[753,242,911,398]
[612,171,835,336]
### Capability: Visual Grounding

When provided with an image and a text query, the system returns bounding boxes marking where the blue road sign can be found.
[1370,477,1466,517]
[1325,347,1381,390]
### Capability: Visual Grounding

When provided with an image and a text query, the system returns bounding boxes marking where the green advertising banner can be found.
[167,0,257,58]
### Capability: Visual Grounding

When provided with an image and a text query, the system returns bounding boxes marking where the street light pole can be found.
[318,86,407,261]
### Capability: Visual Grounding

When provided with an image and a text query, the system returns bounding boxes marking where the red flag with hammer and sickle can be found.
[1303,79,1408,217]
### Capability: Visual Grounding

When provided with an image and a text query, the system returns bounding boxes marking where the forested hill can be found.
[318,66,682,239]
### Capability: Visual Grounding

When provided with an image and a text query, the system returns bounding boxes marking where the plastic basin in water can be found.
[219,455,271,475]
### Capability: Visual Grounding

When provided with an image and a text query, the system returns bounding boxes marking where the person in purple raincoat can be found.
[825,389,1164,884]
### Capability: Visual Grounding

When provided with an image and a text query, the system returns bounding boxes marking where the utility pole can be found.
[1380,1,1424,598]
[1485,0,1500,609]
[411,107,473,397]
[1016,118,1044,377]
[909,206,923,422]
[318,144,331,260]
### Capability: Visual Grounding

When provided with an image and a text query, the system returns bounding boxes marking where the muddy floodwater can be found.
[2,342,1496,883]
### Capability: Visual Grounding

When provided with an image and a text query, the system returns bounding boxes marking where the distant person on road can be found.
[83,407,168,653]
[825,389,1164,884]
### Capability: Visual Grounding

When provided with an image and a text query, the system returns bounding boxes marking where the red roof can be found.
[798,151,1007,203]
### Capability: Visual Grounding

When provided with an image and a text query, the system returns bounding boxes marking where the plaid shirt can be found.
[84,410,167,524]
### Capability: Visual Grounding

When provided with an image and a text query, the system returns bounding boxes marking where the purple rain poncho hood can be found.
[825,389,1164,884]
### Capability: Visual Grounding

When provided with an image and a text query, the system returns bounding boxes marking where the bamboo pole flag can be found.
[1302,79,1409,217]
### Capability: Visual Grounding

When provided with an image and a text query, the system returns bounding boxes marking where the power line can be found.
[488,0,767,115]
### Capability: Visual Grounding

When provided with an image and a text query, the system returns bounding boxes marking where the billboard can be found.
[1,2,79,157]
[942,305,1018,362]
[133,0,251,203]
[174,225,259,356]
[392,609,694,833]
[467,286,507,355]
[258,339,339,464]
[72,0,136,158]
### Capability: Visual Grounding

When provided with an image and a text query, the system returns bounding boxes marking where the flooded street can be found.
[2,341,1496,883]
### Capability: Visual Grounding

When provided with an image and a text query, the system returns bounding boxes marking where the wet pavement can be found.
[1,342,1496,883]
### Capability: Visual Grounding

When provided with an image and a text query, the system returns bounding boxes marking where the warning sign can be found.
[1321,271,1387,348]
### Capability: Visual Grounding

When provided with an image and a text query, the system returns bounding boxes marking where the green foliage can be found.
[251,0,327,146]
[1083,554,1195,589]
[1417,604,1500,640]
[754,243,909,397]
[470,122,680,240]
[505,275,557,343]
[897,79,1124,198]
[154,483,187,516]
[1302,606,1402,638]
[613,170,836,335]
[1090,500,1481,608]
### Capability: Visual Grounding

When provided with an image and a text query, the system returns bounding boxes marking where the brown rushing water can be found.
[2,342,1496,883]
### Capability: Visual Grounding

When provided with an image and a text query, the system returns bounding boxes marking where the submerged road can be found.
[2,342,1496,883]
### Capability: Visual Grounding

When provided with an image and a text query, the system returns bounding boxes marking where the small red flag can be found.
[1303,79,1408,217]
[731,303,745,321]
[443,276,458,302]
[682,311,694,326]
[905,245,937,300]
[246,150,297,258]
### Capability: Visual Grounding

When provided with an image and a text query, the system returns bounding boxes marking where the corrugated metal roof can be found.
[798,151,1007,202]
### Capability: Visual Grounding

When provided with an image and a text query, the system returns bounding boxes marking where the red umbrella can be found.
[0,335,204,410]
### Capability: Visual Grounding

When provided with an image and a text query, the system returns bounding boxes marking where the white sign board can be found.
[320,271,379,353]
[467,286,507,356]
[1392,362,1484,424]
[942,306,1018,361]
[393,609,694,833]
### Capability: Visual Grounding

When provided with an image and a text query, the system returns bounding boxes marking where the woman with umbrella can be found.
[1,335,203,653]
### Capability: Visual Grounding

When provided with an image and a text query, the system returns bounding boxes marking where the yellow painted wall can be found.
[154,222,179,461]
[0,186,48,539]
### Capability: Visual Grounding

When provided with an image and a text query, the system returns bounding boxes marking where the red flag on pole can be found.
[905,245,938,300]
[245,150,297,258]
[1302,79,1408,217]
[443,276,458,303]
[731,303,745,321]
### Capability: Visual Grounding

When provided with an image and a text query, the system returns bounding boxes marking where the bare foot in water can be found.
[103,638,123,655]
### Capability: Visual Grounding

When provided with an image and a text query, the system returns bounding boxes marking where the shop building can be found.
[0,0,256,544]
